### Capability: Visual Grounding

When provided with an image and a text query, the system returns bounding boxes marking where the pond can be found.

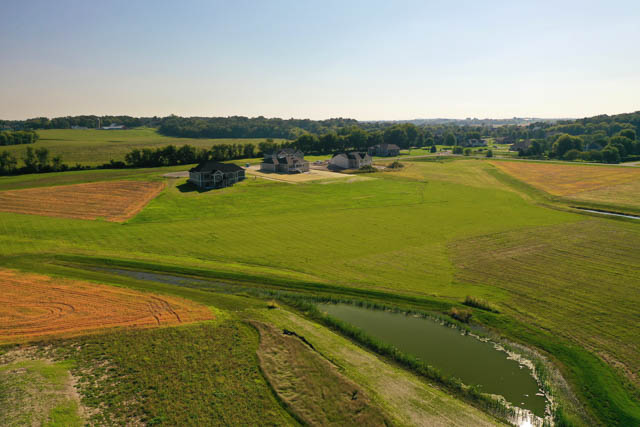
[318,303,548,417]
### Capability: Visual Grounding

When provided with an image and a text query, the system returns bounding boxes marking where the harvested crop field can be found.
[491,161,640,197]
[0,269,213,343]
[0,180,164,222]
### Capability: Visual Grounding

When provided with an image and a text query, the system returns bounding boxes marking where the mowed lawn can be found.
[1,128,283,166]
[0,161,579,299]
[450,220,640,388]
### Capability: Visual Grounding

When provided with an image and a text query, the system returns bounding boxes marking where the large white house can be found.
[329,152,372,170]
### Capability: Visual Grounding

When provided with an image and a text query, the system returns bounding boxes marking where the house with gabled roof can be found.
[461,139,487,148]
[368,143,400,157]
[329,152,372,170]
[509,140,533,152]
[260,149,310,173]
[189,161,245,189]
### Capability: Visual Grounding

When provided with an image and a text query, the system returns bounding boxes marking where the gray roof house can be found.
[509,140,533,152]
[368,143,400,157]
[260,149,310,173]
[189,161,245,189]
[329,152,372,170]
[461,139,488,147]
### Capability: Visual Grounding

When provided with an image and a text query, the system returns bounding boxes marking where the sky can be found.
[1,0,639,121]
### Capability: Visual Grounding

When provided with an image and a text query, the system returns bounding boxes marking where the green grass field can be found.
[48,321,295,425]
[1,128,283,166]
[1,158,639,425]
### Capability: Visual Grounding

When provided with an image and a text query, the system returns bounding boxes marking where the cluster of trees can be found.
[0,130,39,146]
[122,141,301,168]
[518,129,639,164]
[513,112,640,163]
[288,123,440,154]
[123,144,241,167]
[0,147,70,175]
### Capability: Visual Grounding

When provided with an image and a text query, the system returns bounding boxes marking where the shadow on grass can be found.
[176,182,212,193]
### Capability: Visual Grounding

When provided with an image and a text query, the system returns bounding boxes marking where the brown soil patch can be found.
[0,269,213,344]
[245,166,356,183]
[0,180,165,222]
[251,321,387,426]
[491,161,640,196]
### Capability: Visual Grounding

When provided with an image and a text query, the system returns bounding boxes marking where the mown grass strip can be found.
[53,254,454,312]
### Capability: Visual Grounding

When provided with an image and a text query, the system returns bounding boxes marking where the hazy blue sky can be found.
[1,0,639,120]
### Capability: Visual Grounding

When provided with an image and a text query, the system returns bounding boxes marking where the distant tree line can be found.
[0,115,359,139]
[0,130,39,146]
[156,116,359,139]
[2,111,640,174]
[0,116,158,130]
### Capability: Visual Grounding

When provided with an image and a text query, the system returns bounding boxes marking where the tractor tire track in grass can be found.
[0,268,213,344]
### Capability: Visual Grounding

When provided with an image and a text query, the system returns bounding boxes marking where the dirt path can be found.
[245,165,356,183]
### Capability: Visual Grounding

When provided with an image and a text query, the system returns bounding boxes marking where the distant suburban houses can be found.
[329,152,372,170]
[368,143,400,157]
[189,161,245,189]
[101,124,126,130]
[260,148,310,173]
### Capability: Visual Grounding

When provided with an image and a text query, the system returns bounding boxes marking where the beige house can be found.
[260,149,310,173]
[189,161,245,189]
[329,152,372,170]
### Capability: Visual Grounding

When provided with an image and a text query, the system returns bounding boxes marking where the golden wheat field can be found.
[0,180,165,222]
[491,161,640,210]
[0,268,213,343]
